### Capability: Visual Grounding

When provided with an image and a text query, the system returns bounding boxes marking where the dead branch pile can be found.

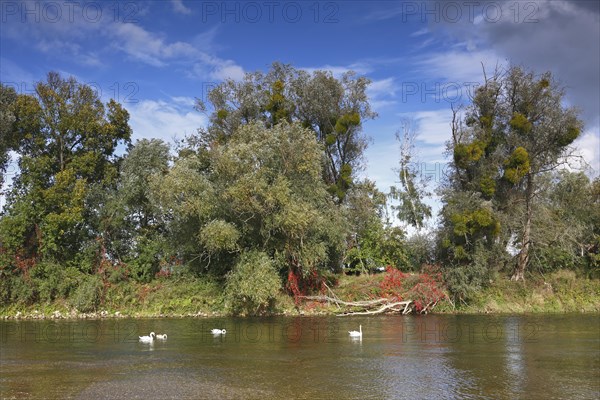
[300,295,417,316]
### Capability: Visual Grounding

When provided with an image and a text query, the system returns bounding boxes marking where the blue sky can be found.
[1,0,599,222]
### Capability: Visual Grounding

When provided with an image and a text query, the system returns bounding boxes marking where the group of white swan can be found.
[140,325,362,342]
[138,332,168,343]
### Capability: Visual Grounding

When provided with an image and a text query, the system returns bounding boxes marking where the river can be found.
[1,314,598,399]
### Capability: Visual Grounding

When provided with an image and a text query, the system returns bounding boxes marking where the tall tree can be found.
[389,119,432,230]
[195,62,376,201]
[153,121,347,277]
[443,65,583,281]
[0,84,19,188]
[92,139,170,279]
[529,171,600,276]
[0,72,131,262]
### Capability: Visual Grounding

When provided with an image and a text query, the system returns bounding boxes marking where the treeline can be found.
[0,63,598,314]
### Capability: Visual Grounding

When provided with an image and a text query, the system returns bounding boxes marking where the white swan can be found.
[156,333,167,340]
[348,325,362,338]
[211,329,226,335]
[139,332,156,343]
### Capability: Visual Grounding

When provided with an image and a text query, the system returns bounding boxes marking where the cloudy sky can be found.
[1,0,599,217]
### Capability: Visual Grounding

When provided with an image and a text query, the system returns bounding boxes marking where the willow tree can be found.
[443,65,583,282]
[153,121,347,278]
[195,62,376,201]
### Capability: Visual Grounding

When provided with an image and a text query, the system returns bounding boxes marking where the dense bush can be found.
[127,237,163,283]
[225,250,282,315]
[70,275,104,312]
[379,266,447,311]
[30,262,81,302]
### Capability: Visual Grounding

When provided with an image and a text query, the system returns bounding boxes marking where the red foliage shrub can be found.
[380,266,407,301]
[380,265,447,313]
[287,267,327,304]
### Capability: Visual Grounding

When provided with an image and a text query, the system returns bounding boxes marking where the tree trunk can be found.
[512,174,533,281]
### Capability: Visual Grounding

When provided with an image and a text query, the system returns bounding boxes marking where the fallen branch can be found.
[300,295,389,308]
[337,301,413,316]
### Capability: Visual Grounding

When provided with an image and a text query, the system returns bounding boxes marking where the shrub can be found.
[9,276,36,304]
[287,267,327,304]
[127,238,163,283]
[380,266,407,300]
[30,262,81,303]
[225,250,282,315]
[70,275,103,313]
[380,265,446,311]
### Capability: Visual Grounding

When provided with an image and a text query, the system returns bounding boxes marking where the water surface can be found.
[1,314,598,399]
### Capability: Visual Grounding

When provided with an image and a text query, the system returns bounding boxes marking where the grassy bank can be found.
[1,269,599,319]
[456,270,600,313]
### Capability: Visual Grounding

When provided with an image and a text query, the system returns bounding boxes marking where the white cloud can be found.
[107,23,198,67]
[414,49,503,84]
[171,0,192,15]
[410,28,429,37]
[368,77,397,97]
[209,62,245,81]
[1,1,243,83]
[300,63,372,77]
[574,129,600,176]
[400,109,453,150]
[126,100,208,143]
[367,77,398,112]
[431,0,599,127]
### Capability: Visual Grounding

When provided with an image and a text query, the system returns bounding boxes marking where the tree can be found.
[0,72,132,263]
[153,121,347,279]
[344,179,410,272]
[442,65,583,281]
[195,62,376,201]
[529,171,600,276]
[93,139,170,280]
[0,84,19,188]
[389,119,432,230]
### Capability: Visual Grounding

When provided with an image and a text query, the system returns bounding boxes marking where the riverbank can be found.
[1,269,599,320]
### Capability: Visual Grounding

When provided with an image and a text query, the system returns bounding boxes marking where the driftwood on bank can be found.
[300,295,415,316]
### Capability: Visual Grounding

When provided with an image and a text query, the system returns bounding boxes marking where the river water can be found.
[1,314,598,399]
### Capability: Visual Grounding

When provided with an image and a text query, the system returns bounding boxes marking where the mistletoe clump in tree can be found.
[441,65,583,298]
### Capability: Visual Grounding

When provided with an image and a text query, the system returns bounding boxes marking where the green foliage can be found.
[69,274,103,313]
[225,250,282,315]
[199,220,240,253]
[389,122,432,229]
[216,109,228,120]
[528,171,600,276]
[448,207,499,243]
[127,237,164,283]
[557,126,580,146]
[155,121,347,276]
[509,112,533,134]
[0,84,19,187]
[503,147,530,184]
[479,175,496,197]
[453,141,485,169]
[334,112,360,133]
[196,62,376,201]
[444,245,495,302]
[443,66,583,280]
[30,262,81,302]
[0,72,132,263]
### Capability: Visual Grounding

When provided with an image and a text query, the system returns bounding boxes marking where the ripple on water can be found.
[75,371,272,400]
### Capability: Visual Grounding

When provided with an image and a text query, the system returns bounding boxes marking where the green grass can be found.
[1,269,598,319]
[455,270,600,313]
